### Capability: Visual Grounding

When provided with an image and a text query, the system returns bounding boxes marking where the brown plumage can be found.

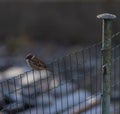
[26,53,47,70]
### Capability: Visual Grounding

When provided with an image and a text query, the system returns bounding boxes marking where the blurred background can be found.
[0,0,120,73]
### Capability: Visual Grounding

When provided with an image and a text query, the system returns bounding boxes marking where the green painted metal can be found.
[97,13,116,114]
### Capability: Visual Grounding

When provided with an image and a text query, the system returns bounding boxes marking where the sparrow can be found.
[26,53,47,70]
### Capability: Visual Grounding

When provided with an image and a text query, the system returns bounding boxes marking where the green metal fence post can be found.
[97,13,116,114]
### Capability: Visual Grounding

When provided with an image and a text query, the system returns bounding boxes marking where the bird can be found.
[25,53,47,71]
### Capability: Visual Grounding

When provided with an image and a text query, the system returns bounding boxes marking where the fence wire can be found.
[0,34,120,114]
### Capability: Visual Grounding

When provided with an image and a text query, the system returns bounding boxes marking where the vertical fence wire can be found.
[32,70,38,114]
[95,44,98,114]
[1,82,5,113]
[89,46,92,114]
[63,56,69,114]
[75,51,81,112]
[20,74,25,114]
[119,45,120,114]
[13,77,18,113]
[52,62,58,114]
[82,49,87,114]
[57,59,64,114]
[39,70,45,114]
[7,79,11,114]
[25,72,32,114]
[69,54,74,114]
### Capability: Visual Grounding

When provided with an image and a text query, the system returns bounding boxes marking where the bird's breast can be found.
[26,59,31,66]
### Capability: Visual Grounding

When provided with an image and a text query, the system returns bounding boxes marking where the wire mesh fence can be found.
[0,34,120,114]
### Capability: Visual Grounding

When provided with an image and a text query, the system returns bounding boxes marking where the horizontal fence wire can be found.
[0,34,120,114]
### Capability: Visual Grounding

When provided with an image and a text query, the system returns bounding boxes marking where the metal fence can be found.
[0,13,120,114]
[0,41,119,114]
[0,42,102,114]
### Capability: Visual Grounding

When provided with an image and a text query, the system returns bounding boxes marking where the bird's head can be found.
[26,53,35,60]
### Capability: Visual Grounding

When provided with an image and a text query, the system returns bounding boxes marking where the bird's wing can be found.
[32,57,47,68]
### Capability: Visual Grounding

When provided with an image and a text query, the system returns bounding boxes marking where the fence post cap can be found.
[97,13,116,19]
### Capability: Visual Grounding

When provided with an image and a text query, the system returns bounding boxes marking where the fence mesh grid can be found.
[0,35,120,114]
